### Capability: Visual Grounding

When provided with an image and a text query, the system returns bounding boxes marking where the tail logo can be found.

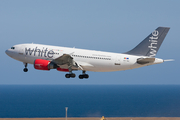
[148,30,159,57]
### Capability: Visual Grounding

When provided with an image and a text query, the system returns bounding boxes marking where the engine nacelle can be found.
[34,59,57,70]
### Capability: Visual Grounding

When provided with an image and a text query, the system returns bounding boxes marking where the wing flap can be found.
[52,54,94,71]
[52,54,73,65]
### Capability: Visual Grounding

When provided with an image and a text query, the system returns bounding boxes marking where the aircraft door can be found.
[19,46,24,55]
[115,55,121,65]
[18,45,27,61]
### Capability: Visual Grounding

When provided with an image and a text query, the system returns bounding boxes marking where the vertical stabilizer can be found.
[125,27,170,57]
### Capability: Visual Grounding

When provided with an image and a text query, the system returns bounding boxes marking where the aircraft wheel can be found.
[23,68,28,72]
[84,74,89,79]
[65,74,76,78]
[70,74,76,78]
[79,75,83,79]
[79,74,89,79]
[65,74,70,78]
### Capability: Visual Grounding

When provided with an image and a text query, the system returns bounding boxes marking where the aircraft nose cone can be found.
[5,49,11,57]
[5,50,9,55]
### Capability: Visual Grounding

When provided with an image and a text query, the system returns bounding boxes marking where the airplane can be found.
[5,27,172,79]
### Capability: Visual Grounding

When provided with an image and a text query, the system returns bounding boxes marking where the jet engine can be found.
[34,59,58,70]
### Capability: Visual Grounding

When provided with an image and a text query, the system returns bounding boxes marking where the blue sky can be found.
[1,0,179,85]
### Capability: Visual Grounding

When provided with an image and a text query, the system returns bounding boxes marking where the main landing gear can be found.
[65,63,76,78]
[23,63,28,72]
[65,71,89,79]
[64,56,89,79]
[79,71,89,79]
[65,73,76,78]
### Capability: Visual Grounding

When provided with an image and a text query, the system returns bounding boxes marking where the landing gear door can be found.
[115,55,121,65]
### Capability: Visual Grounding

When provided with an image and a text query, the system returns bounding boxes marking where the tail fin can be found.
[125,27,170,57]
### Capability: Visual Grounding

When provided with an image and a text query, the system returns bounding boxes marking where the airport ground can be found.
[1,117,180,120]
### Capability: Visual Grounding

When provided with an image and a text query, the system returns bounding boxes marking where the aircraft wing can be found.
[52,54,92,70]
[51,54,78,70]
[137,58,155,65]
[52,54,74,65]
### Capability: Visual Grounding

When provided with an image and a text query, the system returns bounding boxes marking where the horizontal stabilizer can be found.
[137,58,155,65]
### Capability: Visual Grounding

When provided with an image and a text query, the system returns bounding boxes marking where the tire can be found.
[71,74,76,78]
[65,74,70,78]
[84,74,89,79]
[79,75,83,79]
[23,68,28,72]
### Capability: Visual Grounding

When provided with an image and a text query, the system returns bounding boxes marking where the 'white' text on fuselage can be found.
[25,47,54,58]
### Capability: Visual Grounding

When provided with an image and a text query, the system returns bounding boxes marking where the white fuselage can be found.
[5,43,164,72]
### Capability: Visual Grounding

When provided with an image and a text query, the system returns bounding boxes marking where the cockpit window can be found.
[11,47,15,49]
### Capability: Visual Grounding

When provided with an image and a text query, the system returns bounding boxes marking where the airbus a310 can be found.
[5,27,172,79]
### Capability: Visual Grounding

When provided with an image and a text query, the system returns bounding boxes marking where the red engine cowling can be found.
[57,67,69,72]
[34,59,50,70]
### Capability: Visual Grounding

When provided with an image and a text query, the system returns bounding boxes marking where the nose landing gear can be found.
[23,63,28,72]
